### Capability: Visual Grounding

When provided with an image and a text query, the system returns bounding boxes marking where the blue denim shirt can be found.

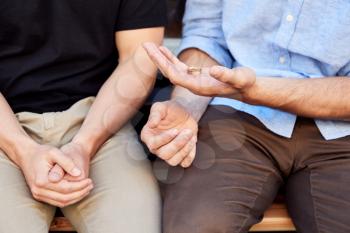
[178,0,350,140]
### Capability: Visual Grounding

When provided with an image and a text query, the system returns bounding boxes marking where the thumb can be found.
[148,102,167,128]
[48,164,65,183]
[209,66,235,84]
[210,66,256,89]
[48,148,81,177]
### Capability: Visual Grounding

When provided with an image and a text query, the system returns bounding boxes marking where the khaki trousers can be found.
[0,97,161,233]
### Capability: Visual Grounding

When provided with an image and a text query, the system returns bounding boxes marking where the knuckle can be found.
[60,197,70,204]
[34,179,46,188]
[226,68,235,77]
[48,148,58,156]
[33,195,41,201]
[167,160,178,167]
[151,102,161,112]
[149,147,157,154]
[149,53,157,61]
[147,141,156,150]
[159,152,171,161]
[148,144,157,154]
[175,138,187,148]
[182,161,190,168]
[31,187,40,196]
[57,203,65,208]
[140,132,146,142]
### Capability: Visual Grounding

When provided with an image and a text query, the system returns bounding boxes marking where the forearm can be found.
[0,94,37,165]
[171,48,219,122]
[73,47,157,157]
[244,76,350,119]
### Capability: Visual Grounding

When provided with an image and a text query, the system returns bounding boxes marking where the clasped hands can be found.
[141,43,257,167]
[19,140,93,208]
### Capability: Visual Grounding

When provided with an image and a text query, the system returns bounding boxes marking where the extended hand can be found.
[141,101,198,168]
[143,42,256,97]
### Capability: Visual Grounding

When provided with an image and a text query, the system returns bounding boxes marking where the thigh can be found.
[287,158,350,233]
[163,106,284,233]
[0,150,56,233]
[62,123,161,233]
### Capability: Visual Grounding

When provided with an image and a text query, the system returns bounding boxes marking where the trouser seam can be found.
[63,207,90,233]
[237,173,271,233]
[310,170,322,233]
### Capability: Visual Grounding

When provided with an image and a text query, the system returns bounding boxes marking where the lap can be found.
[62,123,161,233]
[163,106,284,233]
[287,157,350,233]
[0,150,55,233]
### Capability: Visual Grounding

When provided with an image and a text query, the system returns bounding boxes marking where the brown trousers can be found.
[163,105,350,233]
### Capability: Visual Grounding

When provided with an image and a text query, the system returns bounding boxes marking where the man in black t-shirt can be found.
[0,0,166,232]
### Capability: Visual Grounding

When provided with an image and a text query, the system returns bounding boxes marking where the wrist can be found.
[171,98,201,122]
[71,133,100,159]
[241,77,262,105]
[9,135,39,167]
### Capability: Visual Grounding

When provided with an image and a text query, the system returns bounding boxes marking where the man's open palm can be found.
[143,42,256,97]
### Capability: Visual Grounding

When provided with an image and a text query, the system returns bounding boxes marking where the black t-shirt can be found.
[0,0,166,113]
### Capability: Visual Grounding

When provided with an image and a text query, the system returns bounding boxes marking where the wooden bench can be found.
[49,203,295,232]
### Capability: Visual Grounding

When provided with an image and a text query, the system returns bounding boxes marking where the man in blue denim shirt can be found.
[141,0,350,232]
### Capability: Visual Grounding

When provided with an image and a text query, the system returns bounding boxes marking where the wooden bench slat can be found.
[250,204,296,232]
[49,204,295,232]
[50,217,74,232]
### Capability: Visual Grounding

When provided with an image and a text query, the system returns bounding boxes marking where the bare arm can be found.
[171,48,218,122]
[72,27,164,157]
[0,93,36,165]
[144,43,350,121]
[243,76,350,120]
[140,47,223,168]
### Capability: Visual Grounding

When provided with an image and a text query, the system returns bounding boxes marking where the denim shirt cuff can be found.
[177,36,234,68]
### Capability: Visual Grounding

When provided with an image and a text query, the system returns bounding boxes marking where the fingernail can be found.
[72,168,81,177]
[50,172,60,181]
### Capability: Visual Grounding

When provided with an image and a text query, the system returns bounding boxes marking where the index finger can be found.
[143,43,178,77]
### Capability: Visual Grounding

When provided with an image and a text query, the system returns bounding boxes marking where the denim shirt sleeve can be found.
[338,61,350,76]
[177,0,234,68]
